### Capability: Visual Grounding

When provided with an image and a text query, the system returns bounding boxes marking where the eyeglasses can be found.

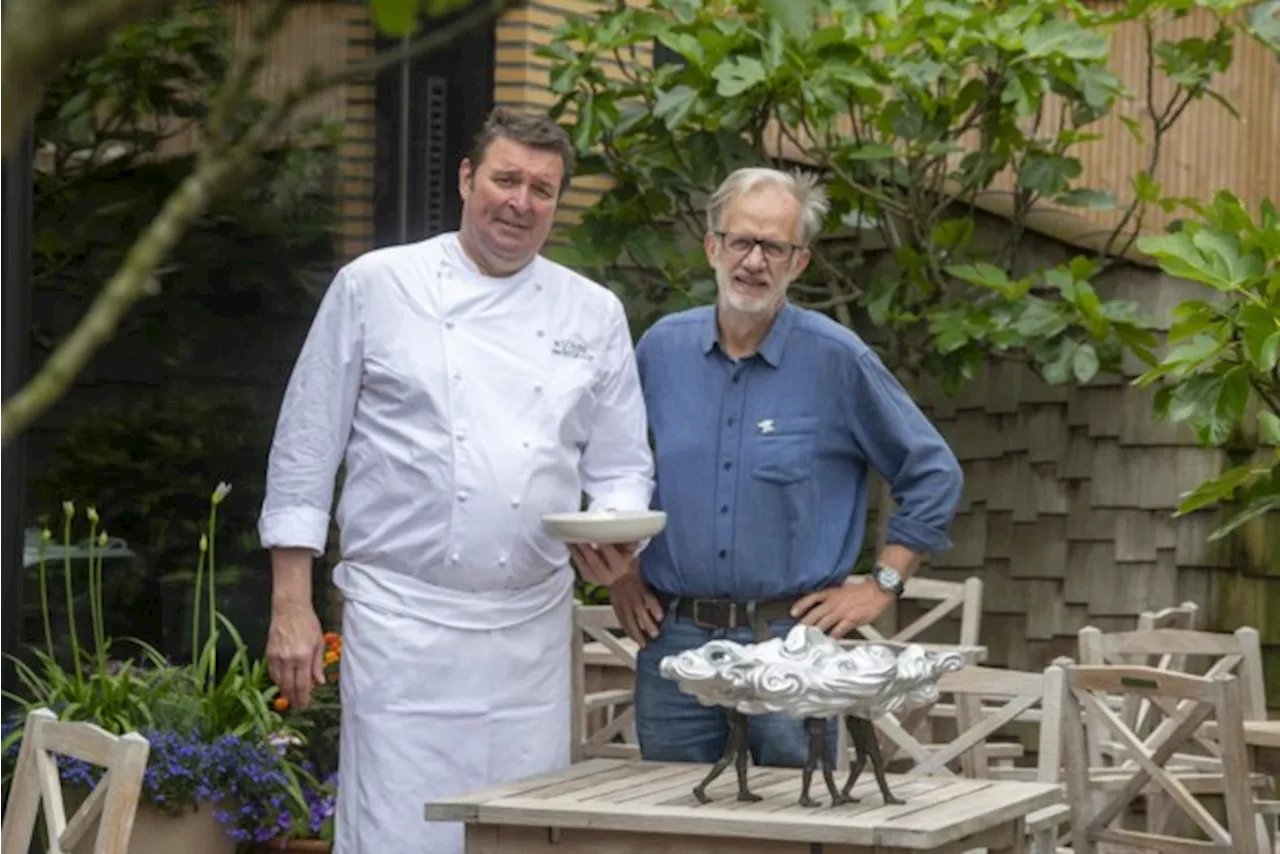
[714,231,802,262]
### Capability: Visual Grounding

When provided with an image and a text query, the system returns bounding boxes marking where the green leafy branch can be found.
[1135,190,1280,540]
[539,0,1246,393]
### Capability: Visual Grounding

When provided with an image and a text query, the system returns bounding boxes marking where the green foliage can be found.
[538,0,1252,391]
[1136,192,1280,540]
[368,0,501,34]
[33,392,276,662]
[35,2,230,182]
[3,488,284,744]
[32,0,337,328]
[28,0,336,663]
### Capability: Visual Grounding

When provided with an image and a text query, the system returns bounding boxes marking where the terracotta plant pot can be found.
[70,800,236,854]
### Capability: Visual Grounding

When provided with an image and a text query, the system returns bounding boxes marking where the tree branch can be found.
[1,0,180,156]
[1,0,518,443]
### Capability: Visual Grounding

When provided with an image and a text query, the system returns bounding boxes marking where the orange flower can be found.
[274,696,290,711]
[324,649,339,666]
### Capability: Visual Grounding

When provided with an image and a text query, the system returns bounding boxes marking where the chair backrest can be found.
[855,575,984,647]
[569,604,638,762]
[1077,625,1267,766]
[1,708,150,854]
[871,661,1066,782]
[1060,664,1262,854]
[1136,601,1199,632]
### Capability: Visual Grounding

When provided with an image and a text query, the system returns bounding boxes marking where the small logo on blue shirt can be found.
[757,419,775,434]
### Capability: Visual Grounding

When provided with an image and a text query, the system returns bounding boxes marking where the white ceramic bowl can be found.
[541,509,667,544]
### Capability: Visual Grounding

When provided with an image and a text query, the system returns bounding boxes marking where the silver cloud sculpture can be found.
[659,624,965,807]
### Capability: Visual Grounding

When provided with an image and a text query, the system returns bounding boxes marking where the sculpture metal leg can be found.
[693,710,756,803]
[734,729,760,803]
[841,715,903,805]
[799,717,850,808]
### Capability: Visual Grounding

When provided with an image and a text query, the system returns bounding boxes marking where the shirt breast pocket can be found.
[750,416,819,484]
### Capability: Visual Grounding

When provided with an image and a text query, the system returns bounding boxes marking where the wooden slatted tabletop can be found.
[425,757,1062,852]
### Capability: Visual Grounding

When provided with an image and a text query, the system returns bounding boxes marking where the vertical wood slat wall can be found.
[158,2,1279,262]
[978,3,1280,243]
[493,1,1278,250]
[339,2,377,261]
[156,1,377,263]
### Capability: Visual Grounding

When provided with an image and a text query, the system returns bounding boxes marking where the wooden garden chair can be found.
[1,707,150,854]
[866,661,1070,854]
[1061,664,1277,854]
[570,604,639,761]
[852,574,984,648]
[1076,624,1274,845]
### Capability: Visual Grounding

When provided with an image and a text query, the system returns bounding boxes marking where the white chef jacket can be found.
[258,232,655,629]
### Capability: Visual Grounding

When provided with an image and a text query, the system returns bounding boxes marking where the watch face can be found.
[875,566,903,591]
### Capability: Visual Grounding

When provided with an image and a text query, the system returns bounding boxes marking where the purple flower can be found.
[2,722,328,843]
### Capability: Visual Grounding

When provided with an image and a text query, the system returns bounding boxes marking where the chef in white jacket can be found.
[257,108,655,854]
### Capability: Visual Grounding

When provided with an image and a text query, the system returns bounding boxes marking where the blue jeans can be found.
[634,608,837,767]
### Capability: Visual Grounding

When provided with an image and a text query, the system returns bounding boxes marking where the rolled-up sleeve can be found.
[579,301,655,513]
[258,268,364,556]
[845,350,963,554]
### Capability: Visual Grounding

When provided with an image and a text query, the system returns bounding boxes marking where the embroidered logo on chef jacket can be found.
[551,336,594,361]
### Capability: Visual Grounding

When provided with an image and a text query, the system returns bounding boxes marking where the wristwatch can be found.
[871,564,905,598]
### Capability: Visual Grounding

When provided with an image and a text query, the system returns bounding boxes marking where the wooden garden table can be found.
[425,757,1061,853]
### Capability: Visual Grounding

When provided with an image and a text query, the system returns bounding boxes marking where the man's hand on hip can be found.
[569,541,636,587]
[266,600,326,710]
[609,571,663,647]
[790,577,894,639]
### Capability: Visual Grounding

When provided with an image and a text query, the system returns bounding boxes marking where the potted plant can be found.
[249,631,342,851]
[246,770,337,852]
[1,485,310,854]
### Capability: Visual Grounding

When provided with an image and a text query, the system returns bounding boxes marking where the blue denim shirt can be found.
[634,302,963,600]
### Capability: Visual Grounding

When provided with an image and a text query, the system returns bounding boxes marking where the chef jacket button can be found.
[537,330,545,338]
[457,492,466,502]
[456,432,465,441]
[498,555,508,566]
[534,385,542,393]
[522,440,531,448]
[452,373,461,382]
[445,321,455,329]
[511,498,521,507]
[450,553,460,562]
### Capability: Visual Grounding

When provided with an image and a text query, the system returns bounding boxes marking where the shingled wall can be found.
[880,225,1280,705]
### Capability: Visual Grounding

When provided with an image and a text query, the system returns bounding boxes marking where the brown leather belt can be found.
[665,594,797,641]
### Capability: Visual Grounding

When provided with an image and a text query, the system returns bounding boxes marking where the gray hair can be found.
[705,167,830,246]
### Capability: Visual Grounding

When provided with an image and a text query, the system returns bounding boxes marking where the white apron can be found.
[335,568,573,854]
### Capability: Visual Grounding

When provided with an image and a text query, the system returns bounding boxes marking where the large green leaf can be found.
[1137,230,1263,290]
[1022,19,1110,60]
[1175,461,1263,514]
[1259,411,1280,446]
[712,56,767,97]
[370,0,420,35]
[1238,304,1280,372]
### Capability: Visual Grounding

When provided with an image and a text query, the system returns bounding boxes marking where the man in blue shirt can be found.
[608,166,964,779]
